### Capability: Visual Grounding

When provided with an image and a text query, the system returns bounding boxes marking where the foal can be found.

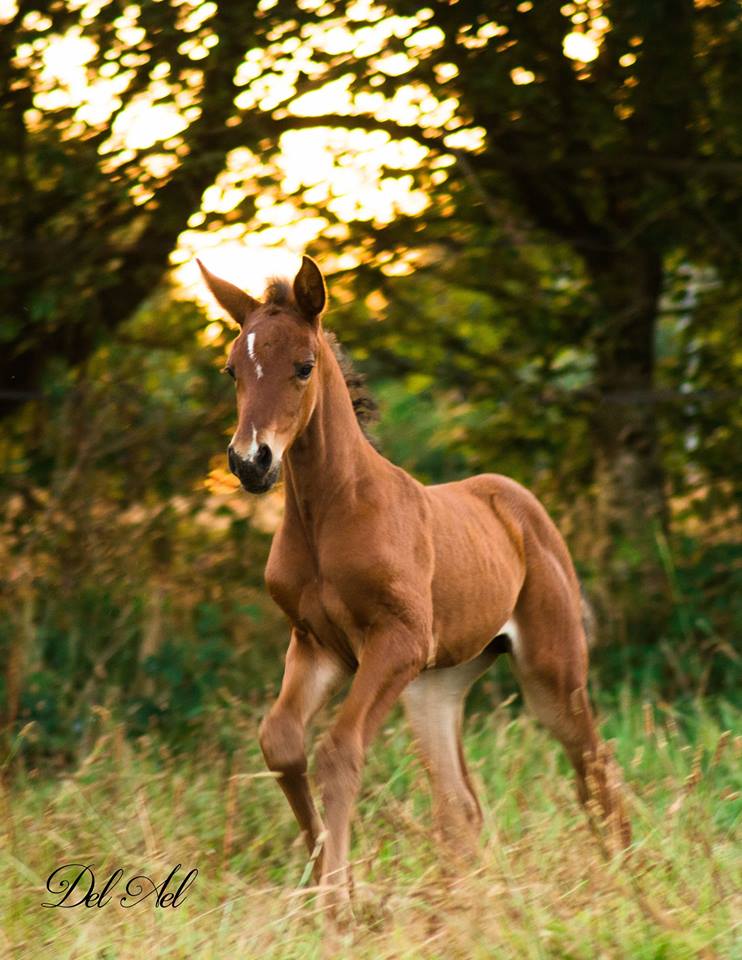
[198,255,630,910]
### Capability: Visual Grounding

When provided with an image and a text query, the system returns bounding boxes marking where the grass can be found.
[0,691,739,959]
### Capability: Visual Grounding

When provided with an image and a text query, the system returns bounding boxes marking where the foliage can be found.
[0,305,283,759]
[0,0,344,416]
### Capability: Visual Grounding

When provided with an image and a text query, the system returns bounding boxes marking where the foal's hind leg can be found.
[507,603,631,849]
[401,647,500,859]
[259,629,349,873]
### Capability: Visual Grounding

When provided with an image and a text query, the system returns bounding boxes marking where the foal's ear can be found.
[293,255,326,324]
[196,259,258,327]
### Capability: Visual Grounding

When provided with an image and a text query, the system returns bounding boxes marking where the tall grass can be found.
[1,694,739,959]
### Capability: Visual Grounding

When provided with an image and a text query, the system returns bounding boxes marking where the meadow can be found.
[2,688,739,959]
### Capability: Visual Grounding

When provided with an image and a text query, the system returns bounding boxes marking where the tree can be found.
[0,0,346,418]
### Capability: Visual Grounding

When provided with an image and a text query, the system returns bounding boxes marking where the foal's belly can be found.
[428,484,525,666]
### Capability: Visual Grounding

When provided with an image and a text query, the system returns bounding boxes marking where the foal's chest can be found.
[265,545,364,667]
[309,578,363,658]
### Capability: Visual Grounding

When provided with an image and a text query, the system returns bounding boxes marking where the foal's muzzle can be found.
[228,443,279,494]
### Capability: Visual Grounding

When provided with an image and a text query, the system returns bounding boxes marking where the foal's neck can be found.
[284,333,376,524]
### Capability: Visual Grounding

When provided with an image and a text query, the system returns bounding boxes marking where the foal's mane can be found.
[264,277,379,443]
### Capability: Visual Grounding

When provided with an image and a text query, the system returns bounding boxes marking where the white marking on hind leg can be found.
[497,617,521,658]
[403,655,492,836]
[246,332,264,379]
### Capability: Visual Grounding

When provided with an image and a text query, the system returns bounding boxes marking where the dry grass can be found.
[0,693,739,959]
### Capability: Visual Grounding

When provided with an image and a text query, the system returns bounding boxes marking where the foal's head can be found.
[198,255,327,493]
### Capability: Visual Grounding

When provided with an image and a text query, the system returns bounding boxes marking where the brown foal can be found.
[198,254,630,912]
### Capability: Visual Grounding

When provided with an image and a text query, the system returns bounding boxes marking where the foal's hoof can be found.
[320,884,355,927]
[320,892,356,959]
[587,805,632,860]
[320,923,354,960]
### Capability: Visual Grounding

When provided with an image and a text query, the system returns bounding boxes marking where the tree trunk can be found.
[587,250,669,635]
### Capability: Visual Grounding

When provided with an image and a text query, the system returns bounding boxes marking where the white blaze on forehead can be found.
[246,332,264,379]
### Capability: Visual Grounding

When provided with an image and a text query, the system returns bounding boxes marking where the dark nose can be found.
[255,443,272,472]
[227,442,274,492]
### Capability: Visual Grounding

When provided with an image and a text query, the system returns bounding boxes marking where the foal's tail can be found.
[580,584,597,650]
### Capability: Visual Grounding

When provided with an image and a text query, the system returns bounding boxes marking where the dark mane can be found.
[264,276,295,307]
[324,331,379,444]
[261,277,378,445]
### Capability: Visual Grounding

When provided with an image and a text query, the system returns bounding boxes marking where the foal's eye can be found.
[296,362,314,381]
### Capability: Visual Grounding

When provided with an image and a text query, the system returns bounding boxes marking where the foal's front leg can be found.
[259,630,348,872]
[314,628,427,913]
